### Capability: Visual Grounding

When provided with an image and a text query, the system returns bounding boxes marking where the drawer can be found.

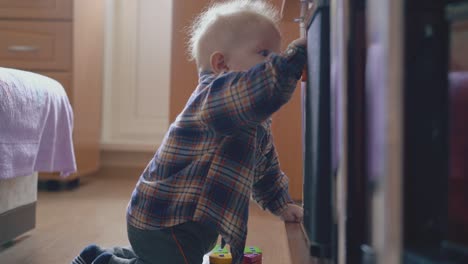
[0,21,72,71]
[0,0,73,20]
[36,71,73,102]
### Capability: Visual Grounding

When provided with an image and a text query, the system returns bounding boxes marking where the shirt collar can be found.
[198,70,215,84]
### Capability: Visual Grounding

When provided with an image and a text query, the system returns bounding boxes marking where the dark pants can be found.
[104,222,218,264]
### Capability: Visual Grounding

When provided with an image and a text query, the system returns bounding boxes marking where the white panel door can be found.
[102,0,172,151]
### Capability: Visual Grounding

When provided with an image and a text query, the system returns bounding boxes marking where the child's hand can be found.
[279,204,304,222]
[291,37,307,48]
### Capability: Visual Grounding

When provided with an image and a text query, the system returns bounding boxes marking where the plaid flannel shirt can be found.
[126,43,306,264]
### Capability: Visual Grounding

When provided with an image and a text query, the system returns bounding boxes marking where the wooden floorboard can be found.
[0,167,294,264]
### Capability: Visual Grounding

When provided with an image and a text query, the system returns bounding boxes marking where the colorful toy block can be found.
[242,253,262,264]
[209,245,232,264]
[209,245,263,264]
[243,246,262,255]
[242,246,262,264]
[209,252,232,264]
[212,245,230,254]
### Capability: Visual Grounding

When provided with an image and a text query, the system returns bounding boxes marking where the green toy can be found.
[243,246,262,255]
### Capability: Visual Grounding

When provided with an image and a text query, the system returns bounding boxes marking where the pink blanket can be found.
[0,68,76,179]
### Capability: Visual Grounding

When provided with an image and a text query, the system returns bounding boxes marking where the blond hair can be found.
[188,0,280,69]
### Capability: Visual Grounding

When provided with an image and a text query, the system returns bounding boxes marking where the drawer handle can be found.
[8,45,39,52]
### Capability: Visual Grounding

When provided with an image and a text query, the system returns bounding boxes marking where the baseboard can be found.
[100,149,155,169]
[0,202,36,246]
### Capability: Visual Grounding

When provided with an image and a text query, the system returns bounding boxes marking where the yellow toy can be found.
[209,245,232,264]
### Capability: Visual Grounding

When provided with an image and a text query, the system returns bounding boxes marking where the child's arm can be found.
[252,142,304,222]
[252,138,297,218]
[199,39,306,135]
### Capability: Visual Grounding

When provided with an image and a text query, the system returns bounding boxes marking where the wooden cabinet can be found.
[0,0,104,182]
[0,0,73,19]
[270,22,303,202]
[0,21,72,70]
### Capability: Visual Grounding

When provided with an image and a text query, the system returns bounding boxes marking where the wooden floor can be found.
[0,167,325,264]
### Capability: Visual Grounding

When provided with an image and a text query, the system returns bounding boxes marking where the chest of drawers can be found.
[0,0,105,185]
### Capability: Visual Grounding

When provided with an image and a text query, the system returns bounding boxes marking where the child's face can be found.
[225,24,281,72]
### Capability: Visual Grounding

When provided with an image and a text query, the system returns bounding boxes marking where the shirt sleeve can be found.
[252,134,293,216]
[199,44,306,135]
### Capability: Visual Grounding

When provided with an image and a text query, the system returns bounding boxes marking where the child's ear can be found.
[210,52,229,73]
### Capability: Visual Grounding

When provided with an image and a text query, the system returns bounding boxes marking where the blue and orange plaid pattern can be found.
[126,43,306,264]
